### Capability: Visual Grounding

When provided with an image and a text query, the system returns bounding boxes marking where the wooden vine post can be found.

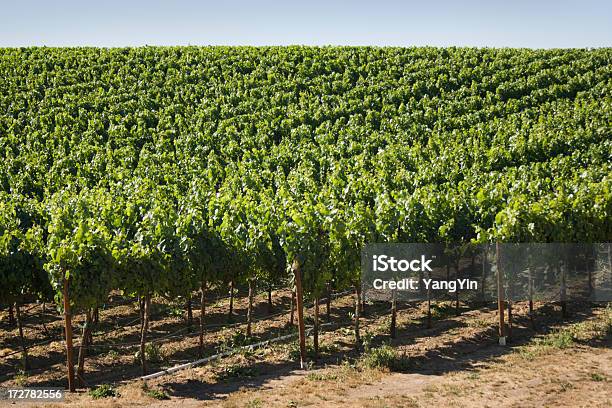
[228,280,234,322]
[14,302,29,370]
[360,286,366,316]
[8,304,15,326]
[292,259,306,368]
[290,288,296,325]
[77,309,93,386]
[496,243,506,344]
[313,296,319,358]
[139,294,150,375]
[62,276,76,392]
[325,281,331,320]
[186,296,193,333]
[354,284,361,350]
[199,280,206,358]
[246,278,254,337]
[267,285,273,314]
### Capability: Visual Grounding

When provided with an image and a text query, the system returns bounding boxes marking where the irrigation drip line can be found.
[4,303,51,322]
[74,326,192,350]
[0,289,355,359]
[0,338,58,359]
[138,322,334,381]
[96,288,353,341]
[3,289,540,361]
[73,290,353,349]
[86,285,294,338]
[165,282,289,308]
[92,315,142,339]
[2,295,554,379]
[21,303,42,314]
[11,295,224,347]
[140,302,391,380]
[205,288,354,329]
[0,302,38,315]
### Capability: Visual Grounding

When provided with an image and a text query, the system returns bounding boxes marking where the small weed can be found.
[360,344,410,371]
[517,327,576,360]
[146,389,170,400]
[89,384,119,399]
[168,306,184,319]
[430,302,456,319]
[590,373,605,382]
[322,342,339,354]
[218,329,251,353]
[360,345,396,369]
[362,330,374,352]
[536,330,574,349]
[13,370,28,387]
[134,343,165,364]
[517,347,538,361]
[237,347,257,358]
[142,382,169,400]
[148,302,178,319]
[467,372,481,380]
[340,358,357,371]
[215,364,255,381]
[286,340,337,360]
[106,349,119,359]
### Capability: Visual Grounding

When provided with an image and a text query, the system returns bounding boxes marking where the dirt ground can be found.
[1,288,610,407]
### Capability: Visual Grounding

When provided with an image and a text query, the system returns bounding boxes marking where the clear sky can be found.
[1,0,610,48]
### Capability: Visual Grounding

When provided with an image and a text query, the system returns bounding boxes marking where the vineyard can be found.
[0,46,611,403]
